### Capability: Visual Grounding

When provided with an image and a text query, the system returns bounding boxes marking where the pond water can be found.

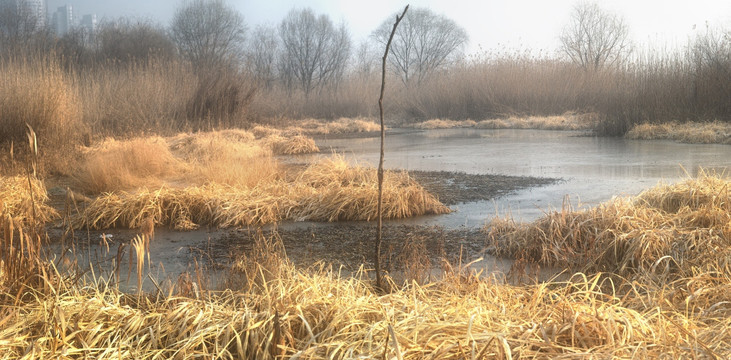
[304,128,730,226]
[48,129,730,290]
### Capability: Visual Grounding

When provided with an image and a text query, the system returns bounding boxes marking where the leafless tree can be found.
[246,24,279,89]
[169,0,246,69]
[559,2,631,71]
[96,18,176,64]
[372,7,468,85]
[352,40,379,79]
[0,0,52,55]
[278,8,351,98]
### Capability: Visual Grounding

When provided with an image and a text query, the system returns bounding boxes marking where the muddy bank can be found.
[408,171,557,206]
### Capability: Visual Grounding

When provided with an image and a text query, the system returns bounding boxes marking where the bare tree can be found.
[96,18,176,64]
[246,24,279,89]
[352,40,379,79]
[0,0,51,55]
[278,8,351,98]
[372,7,468,85]
[169,0,246,69]
[559,2,631,71]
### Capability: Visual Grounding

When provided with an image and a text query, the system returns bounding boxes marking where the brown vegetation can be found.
[1,180,729,358]
[487,171,730,277]
[71,156,450,230]
[626,121,731,144]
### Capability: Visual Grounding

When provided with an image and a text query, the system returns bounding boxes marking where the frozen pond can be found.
[304,128,730,226]
[47,129,730,290]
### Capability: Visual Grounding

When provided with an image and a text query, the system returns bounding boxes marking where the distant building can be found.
[78,13,95,33]
[0,0,47,31]
[51,4,72,35]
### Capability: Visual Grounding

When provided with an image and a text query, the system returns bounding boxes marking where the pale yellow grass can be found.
[1,246,728,358]
[167,130,279,188]
[487,171,730,277]
[0,175,59,225]
[72,156,450,230]
[261,134,319,155]
[74,136,188,194]
[414,119,477,129]
[626,121,731,144]
[477,113,596,130]
[253,117,381,137]
[73,129,315,194]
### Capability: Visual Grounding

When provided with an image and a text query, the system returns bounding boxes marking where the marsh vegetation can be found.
[1,0,730,358]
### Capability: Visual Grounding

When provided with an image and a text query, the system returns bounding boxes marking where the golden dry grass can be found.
[411,113,596,131]
[72,156,450,230]
[0,243,728,358]
[253,117,380,138]
[487,170,730,277]
[74,136,189,193]
[414,119,477,129]
[0,175,59,225]
[3,173,731,358]
[0,57,85,173]
[626,121,731,144]
[261,134,319,155]
[167,130,279,188]
[477,113,596,131]
[73,129,315,194]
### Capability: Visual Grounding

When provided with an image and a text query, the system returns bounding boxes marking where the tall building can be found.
[51,4,72,35]
[0,0,47,31]
[79,13,95,33]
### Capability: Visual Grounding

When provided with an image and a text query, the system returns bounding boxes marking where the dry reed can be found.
[1,244,728,358]
[487,170,731,277]
[626,121,731,144]
[0,175,58,225]
[72,156,450,230]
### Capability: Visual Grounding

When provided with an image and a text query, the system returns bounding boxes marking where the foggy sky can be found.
[45,0,731,54]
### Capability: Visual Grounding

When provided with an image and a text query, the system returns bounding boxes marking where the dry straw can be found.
[1,243,728,358]
[0,175,58,225]
[625,121,731,144]
[488,170,730,277]
[72,156,450,230]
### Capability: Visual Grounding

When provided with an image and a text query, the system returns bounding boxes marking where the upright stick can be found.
[376,5,408,290]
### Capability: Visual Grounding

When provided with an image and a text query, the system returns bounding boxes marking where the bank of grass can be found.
[411,113,596,131]
[0,175,59,225]
[71,156,450,230]
[2,175,730,358]
[487,171,731,277]
[252,117,381,137]
[626,121,731,144]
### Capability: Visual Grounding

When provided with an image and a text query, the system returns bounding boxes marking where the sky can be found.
[45,0,731,55]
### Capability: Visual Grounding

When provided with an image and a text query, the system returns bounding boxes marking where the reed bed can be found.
[73,130,317,194]
[625,121,731,144]
[0,175,58,225]
[411,113,596,131]
[413,119,477,130]
[72,157,449,230]
[261,134,319,155]
[74,136,189,194]
[487,171,731,278]
[1,248,728,358]
[252,117,380,138]
[166,130,280,188]
[476,113,596,131]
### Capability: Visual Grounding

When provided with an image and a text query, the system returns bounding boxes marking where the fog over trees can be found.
[372,7,468,84]
[559,2,632,71]
[170,0,246,69]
